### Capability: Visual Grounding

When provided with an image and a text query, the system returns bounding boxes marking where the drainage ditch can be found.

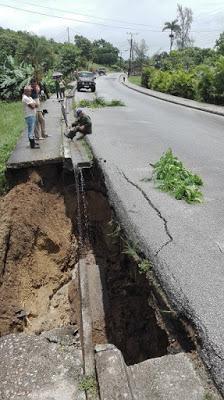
[0,162,196,368]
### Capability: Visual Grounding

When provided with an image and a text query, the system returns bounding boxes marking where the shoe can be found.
[29,139,40,148]
[39,137,45,140]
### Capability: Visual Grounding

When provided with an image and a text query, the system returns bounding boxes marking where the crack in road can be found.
[118,169,173,256]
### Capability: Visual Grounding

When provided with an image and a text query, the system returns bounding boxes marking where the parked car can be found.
[97,68,107,76]
[77,71,96,92]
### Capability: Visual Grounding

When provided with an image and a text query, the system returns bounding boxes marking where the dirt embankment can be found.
[0,178,78,336]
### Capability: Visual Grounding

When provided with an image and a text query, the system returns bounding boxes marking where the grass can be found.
[128,75,142,86]
[152,149,203,204]
[73,96,125,109]
[79,376,97,395]
[0,101,24,194]
[123,241,152,275]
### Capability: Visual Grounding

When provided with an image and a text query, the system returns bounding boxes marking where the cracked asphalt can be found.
[76,74,224,395]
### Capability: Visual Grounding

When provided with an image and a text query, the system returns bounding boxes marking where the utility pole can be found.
[127,32,138,77]
[67,27,70,43]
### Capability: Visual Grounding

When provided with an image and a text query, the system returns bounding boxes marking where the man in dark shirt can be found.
[65,108,92,140]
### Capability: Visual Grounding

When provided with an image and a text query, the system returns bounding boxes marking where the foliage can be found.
[0,56,33,100]
[163,19,181,52]
[74,35,92,60]
[123,242,152,275]
[79,376,97,395]
[141,67,155,88]
[41,70,56,94]
[153,149,203,203]
[0,101,24,193]
[92,39,119,66]
[56,44,81,76]
[18,34,55,80]
[73,97,125,109]
[215,32,224,55]
[138,259,152,274]
[166,69,195,98]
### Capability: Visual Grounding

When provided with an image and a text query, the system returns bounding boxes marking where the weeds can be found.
[79,376,97,395]
[203,393,215,400]
[153,149,203,204]
[73,96,125,109]
[123,242,152,275]
[138,259,152,274]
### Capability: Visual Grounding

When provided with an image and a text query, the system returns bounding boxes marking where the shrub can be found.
[195,65,215,103]
[166,70,195,99]
[151,70,172,92]
[141,66,155,88]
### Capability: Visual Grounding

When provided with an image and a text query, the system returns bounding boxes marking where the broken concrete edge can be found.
[82,141,223,397]
[78,259,100,400]
[119,74,224,118]
[6,157,64,170]
[95,346,218,400]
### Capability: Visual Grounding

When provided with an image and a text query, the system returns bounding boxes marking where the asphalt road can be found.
[76,74,224,394]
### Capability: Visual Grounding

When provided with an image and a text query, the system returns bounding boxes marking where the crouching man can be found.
[65,108,92,140]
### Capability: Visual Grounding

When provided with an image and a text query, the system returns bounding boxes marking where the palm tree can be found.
[163,20,180,53]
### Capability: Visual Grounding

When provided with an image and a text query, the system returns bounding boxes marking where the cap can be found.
[76,108,83,117]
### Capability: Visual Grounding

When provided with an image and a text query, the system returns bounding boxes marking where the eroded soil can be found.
[0,178,78,336]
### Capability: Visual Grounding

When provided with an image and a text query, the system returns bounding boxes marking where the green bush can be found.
[166,70,195,99]
[195,65,215,103]
[141,67,155,88]
[151,70,171,92]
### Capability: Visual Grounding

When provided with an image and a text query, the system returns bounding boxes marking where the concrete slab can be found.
[7,98,63,169]
[95,344,133,400]
[0,330,86,400]
[95,345,219,400]
[128,353,206,400]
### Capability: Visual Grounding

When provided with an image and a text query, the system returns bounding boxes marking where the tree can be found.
[162,19,180,53]
[92,39,119,66]
[74,35,93,61]
[215,32,224,55]
[133,39,149,71]
[176,4,193,49]
[19,35,55,80]
[57,43,81,75]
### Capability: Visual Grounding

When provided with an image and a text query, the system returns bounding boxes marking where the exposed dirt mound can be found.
[0,181,78,336]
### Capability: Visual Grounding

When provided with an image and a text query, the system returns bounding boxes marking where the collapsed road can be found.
[0,80,223,399]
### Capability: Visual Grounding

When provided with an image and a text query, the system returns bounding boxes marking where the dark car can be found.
[97,68,107,76]
[77,71,96,92]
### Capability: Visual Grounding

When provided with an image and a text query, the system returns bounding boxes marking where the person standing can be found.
[30,78,47,140]
[59,79,66,99]
[22,86,39,149]
[55,79,60,99]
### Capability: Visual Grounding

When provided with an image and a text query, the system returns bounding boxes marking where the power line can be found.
[5,0,163,29]
[0,3,162,32]
[0,2,223,34]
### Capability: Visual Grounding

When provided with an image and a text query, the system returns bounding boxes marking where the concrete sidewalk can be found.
[123,77,224,117]
[7,97,63,169]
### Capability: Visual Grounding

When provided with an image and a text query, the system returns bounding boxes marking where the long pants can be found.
[34,111,46,139]
[67,126,87,139]
[25,115,36,140]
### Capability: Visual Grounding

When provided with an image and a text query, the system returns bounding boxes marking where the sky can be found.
[0,0,224,55]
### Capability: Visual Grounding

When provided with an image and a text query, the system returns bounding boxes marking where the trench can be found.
[0,162,196,369]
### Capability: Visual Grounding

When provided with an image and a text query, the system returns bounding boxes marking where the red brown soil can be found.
[0,179,78,336]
